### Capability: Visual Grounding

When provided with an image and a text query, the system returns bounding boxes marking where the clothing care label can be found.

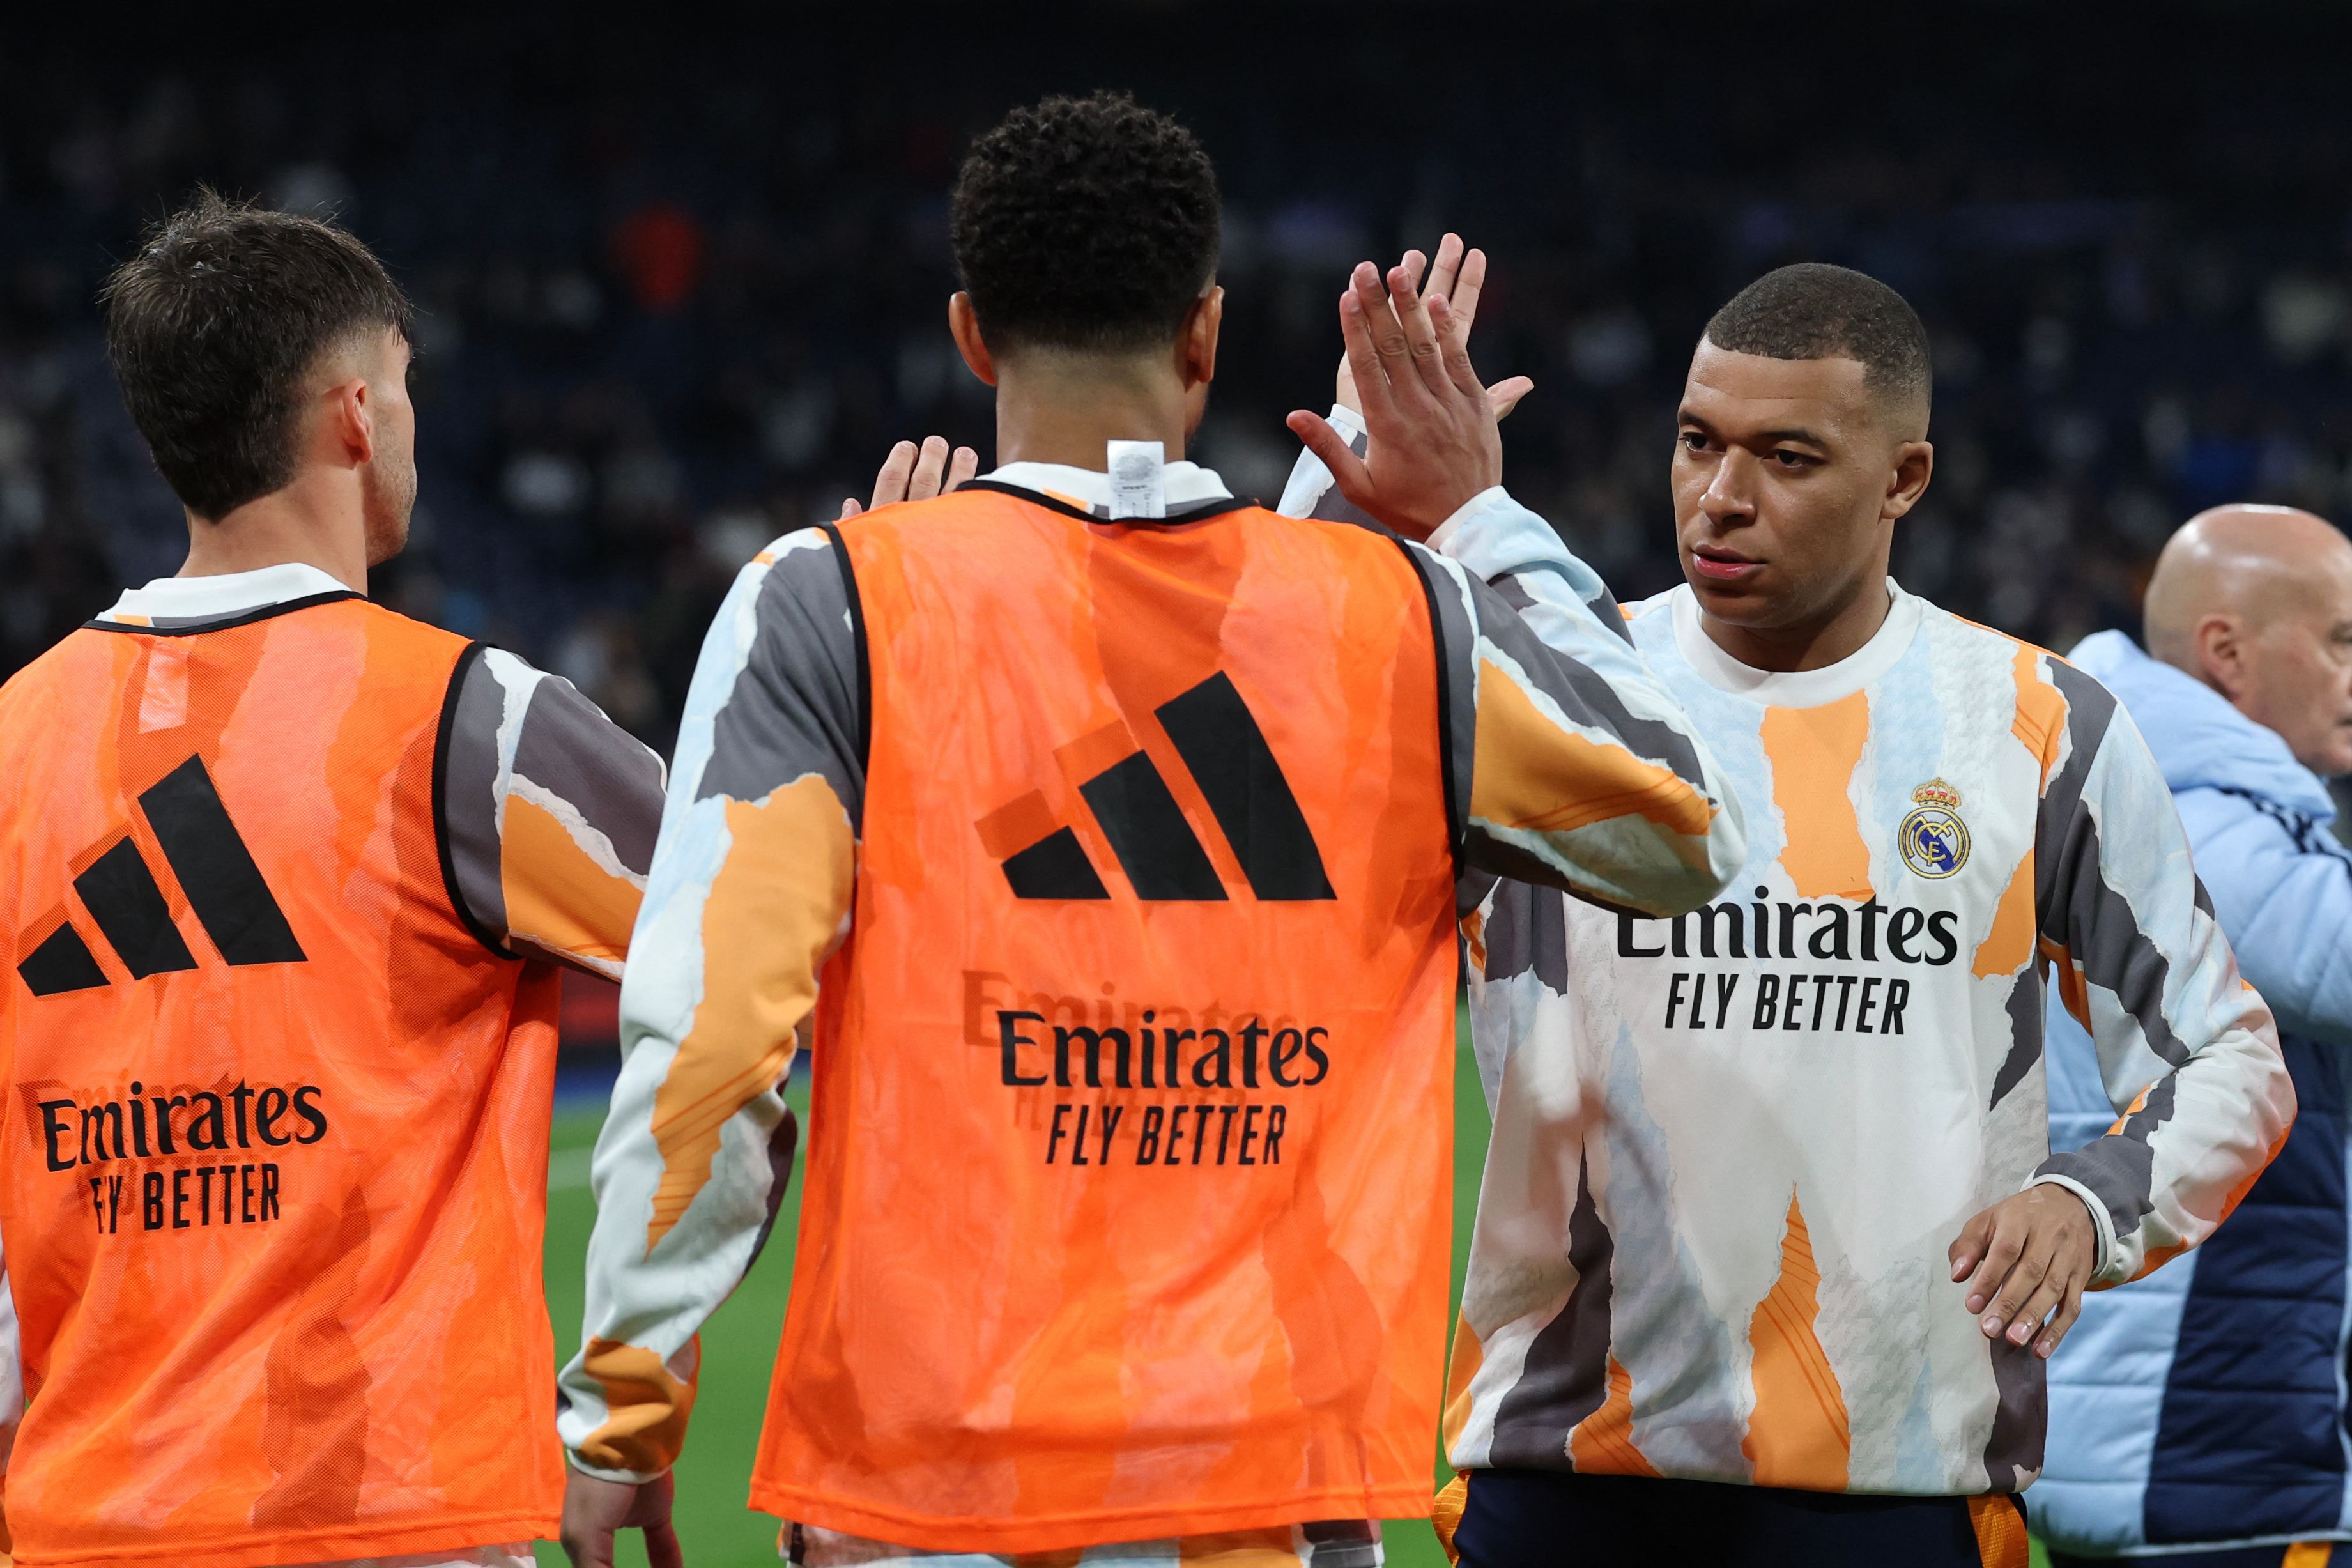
[1107,440,1167,519]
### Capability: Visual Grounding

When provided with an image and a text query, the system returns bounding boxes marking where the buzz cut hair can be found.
[950,91,1220,355]
[1703,263,1931,416]
[102,189,413,520]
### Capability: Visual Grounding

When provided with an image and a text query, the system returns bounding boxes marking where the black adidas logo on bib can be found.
[17,755,305,997]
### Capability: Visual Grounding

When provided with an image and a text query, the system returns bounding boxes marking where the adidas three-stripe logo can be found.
[17,755,305,997]
[988,672,1335,903]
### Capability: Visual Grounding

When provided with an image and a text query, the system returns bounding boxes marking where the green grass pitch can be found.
[535,1024,2050,1567]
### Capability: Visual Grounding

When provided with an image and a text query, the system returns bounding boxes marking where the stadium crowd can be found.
[7,15,2352,749]
[6,12,2352,1568]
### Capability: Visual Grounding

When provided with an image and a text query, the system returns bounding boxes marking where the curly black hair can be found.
[951,91,1220,355]
[1705,263,1931,417]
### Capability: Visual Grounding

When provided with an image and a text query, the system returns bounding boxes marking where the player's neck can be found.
[992,356,1192,471]
[177,470,370,593]
[1699,575,1893,673]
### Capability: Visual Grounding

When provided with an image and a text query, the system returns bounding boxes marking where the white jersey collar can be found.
[981,459,1232,514]
[98,563,354,626]
[1668,578,1921,707]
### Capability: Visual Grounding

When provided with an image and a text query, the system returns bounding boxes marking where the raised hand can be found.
[1334,234,1532,422]
[1948,1183,2098,1358]
[840,434,979,519]
[1286,257,1505,541]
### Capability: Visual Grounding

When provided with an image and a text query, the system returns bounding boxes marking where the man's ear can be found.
[1882,440,1933,525]
[1180,286,1224,389]
[2194,611,2249,699]
[327,375,376,467]
[948,293,997,387]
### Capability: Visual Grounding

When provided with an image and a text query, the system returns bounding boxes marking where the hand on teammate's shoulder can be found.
[841,434,978,519]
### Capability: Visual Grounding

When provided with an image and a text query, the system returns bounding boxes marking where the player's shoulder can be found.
[746,524,838,570]
[1913,592,2038,656]
[1916,594,2102,684]
[0,626,97,721]
[1910,594,2123,753]
[691,525,857,688]
[728,526,848,621]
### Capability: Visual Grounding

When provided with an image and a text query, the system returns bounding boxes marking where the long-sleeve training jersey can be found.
[557,457,1744,1565]
[1429,503,2293,1500]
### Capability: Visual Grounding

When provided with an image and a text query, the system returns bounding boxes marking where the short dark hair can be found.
[1704,263,1930,415]
[950,91,1220,354]
[102,190,413,519]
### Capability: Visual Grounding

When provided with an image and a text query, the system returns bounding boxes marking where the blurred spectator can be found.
[613,204,704,314]
[2036,509,2352,1561]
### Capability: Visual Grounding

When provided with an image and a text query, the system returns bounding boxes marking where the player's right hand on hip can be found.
[1948,1182,2098,1359]
[560,1467,684,1568]
[1289,256,1517,542]
[842,434,978,518]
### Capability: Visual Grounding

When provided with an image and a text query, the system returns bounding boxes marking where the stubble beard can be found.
[362,448,417,569]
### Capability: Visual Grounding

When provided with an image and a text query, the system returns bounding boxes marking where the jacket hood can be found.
[2067,629,2335,823]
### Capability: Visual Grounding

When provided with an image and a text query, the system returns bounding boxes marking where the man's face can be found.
[1670,342,1928,631]
[2234,553,2352,776]
[360,328,417,567]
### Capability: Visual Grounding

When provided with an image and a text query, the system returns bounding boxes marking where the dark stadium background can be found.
[8,7,2347,1563]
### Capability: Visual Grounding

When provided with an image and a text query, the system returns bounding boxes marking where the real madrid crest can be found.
[1899,779,1971,879]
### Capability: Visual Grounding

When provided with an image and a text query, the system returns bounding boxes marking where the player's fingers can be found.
[558,1526,615,1568]
[1983,1239,2053,1337]
[1337,282,1399,425]
[947,445,980,493]
[838,498,862,520]
[1387,264,1450,402]
[1397,247,1429,299]
[1372,247,1429,362]
[1489,375,1535,420]
[2004,1256,2070,1348]
[1287,410,1375,502]
[1427,293,1486,401]
[624,1473,677,1530]
[1949,1209,1994,1279]
[1964,1217,2024,1313]
[1354,263,1415,390]
[907,435,952,501]
[2037,1271,2089,1358]
[642,1519,686,1568]
[1450,245,1489,334]
[868,440,918,510]
[1426,234,1464,307]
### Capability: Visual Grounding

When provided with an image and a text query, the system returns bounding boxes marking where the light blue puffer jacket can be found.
[2032,631,2352,1555]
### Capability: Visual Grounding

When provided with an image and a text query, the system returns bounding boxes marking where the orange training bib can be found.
[751,489,1461,1551]
[0,598,562,1568]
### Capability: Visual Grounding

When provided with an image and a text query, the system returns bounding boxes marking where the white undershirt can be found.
[983,457,1233,510]
[1668,577,1922,707]
[98,562,353,622]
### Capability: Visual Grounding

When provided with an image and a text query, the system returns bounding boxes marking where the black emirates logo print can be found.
[982,672,1335,903]
[17,755,305,997]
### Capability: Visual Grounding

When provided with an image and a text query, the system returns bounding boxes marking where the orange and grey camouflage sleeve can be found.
[556,527,859,1481]
[1403,494,1746,920]
[436,648,668,974]
[1280,422,1743,919]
